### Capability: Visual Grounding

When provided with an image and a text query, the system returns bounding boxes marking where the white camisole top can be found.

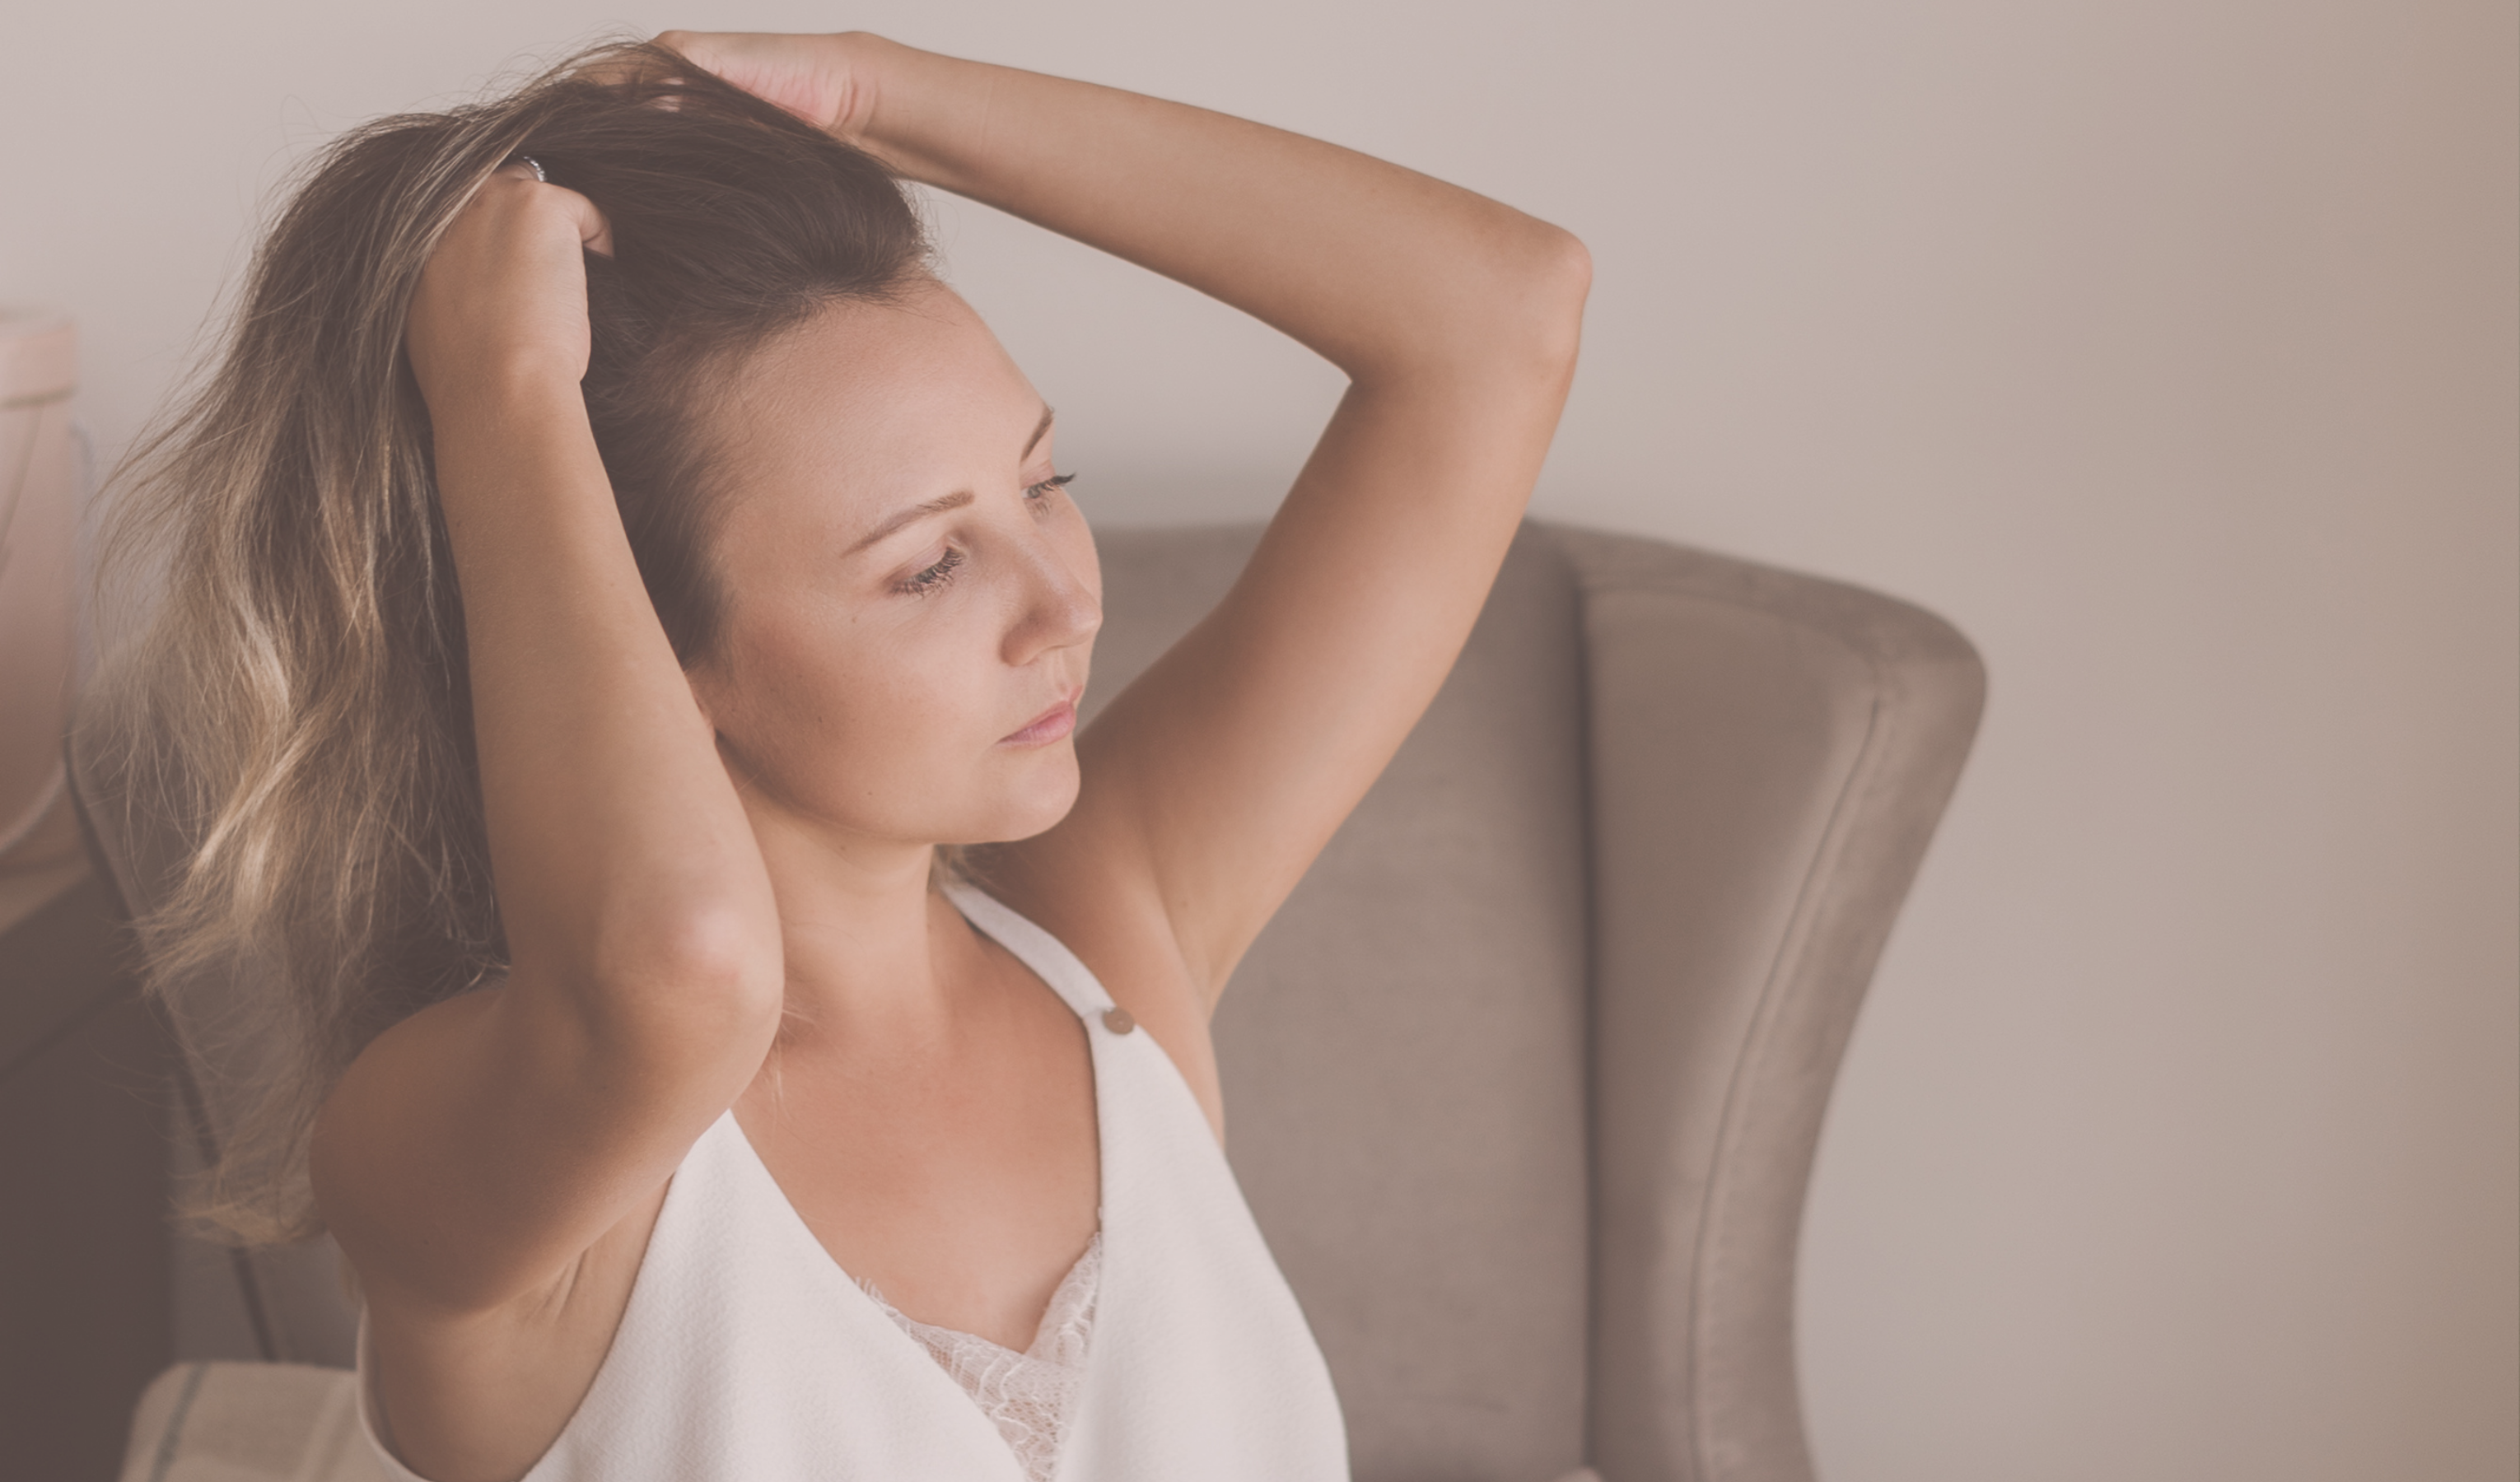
[352,881,1351,1481]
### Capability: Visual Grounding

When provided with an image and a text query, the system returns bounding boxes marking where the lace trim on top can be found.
[860,1232,1102,1482]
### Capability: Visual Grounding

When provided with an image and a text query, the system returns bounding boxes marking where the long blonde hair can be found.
[82,42,926,1245]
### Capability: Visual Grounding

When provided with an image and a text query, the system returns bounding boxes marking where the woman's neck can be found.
[744,804,978,1052]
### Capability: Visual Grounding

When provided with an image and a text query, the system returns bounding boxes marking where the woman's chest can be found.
[730,1004,1102,1352]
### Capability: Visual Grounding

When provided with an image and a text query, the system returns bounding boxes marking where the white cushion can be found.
[119,1363,385,1482]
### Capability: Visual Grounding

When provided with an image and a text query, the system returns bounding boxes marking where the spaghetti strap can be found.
[940,880,1114,1023]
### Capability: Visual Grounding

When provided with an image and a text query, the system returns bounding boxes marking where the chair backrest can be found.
[72,520,1984,1482]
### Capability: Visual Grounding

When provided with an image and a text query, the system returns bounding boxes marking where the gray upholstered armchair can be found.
[59,520,1983,1481]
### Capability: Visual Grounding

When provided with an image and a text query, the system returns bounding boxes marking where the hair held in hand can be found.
[83,42,929,1246]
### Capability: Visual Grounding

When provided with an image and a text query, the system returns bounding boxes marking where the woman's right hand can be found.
[404,161,615,417]
[323,144,783,1363]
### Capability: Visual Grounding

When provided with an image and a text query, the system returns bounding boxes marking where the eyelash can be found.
[894,472,1076,596]
[898,548,965,595]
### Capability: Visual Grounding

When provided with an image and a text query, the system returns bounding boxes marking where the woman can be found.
[96,28,1584,1482]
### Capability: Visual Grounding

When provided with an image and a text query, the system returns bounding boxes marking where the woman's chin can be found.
[954,753,1083,846]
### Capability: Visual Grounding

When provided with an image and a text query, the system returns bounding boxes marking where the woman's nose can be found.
[1004,539,1101,666]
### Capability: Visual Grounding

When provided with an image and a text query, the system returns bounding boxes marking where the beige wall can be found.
[6,1,2513,1476]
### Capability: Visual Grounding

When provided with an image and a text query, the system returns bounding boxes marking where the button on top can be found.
[1101,1006,1136,1035]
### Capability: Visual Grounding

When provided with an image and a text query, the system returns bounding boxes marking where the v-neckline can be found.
[861,1226,1105,1361]
[710,982,1104,1482]
[718,883,1114,1344]
[719,1107,1106,1344]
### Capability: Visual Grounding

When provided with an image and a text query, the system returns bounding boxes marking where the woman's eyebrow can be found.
[845,407,1053,556]
[847,491,975,555]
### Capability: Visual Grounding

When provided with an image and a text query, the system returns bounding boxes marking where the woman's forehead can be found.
[703,288,1048,547]
[716,287,1043,502]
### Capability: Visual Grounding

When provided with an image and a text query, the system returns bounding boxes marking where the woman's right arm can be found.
[308,167,784,1318]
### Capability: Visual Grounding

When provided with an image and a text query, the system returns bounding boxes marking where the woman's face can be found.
[687,278,1101,854]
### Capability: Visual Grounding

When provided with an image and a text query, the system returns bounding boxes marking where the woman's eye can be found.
[896,548,964,596]
[892,475,1071,595]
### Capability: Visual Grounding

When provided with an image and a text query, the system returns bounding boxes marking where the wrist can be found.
[830,35,971,189]
[825,32,904,149]
[423,368,591,461]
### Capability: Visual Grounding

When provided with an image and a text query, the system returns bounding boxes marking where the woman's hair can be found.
[82,41,928,1246]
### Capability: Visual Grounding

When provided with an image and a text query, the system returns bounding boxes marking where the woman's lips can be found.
[1001,693,1080,747]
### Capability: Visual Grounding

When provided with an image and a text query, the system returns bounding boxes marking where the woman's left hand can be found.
[646,30,887,145]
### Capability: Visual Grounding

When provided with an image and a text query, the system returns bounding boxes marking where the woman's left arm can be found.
[670,30,1589,1002]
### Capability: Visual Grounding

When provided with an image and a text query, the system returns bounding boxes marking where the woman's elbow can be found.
[1510,224,1592,373]
[1432,221,1589,382]
[570,899,786,1046]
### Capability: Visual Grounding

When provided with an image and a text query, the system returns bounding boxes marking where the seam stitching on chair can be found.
[1683,627,1894,1482]
[1561,528,1976,1481]
[1565,529,1608,1466]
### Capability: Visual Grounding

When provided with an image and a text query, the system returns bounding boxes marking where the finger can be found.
[575,42,678,89]
[650,30,708,64]
[474,168,617,259]
[649,30,754,92]
[573,46,697,116]
[645,30,721,107]
[558,189,617,259]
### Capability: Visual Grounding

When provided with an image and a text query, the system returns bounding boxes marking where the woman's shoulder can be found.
[957,843,1225,1140]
